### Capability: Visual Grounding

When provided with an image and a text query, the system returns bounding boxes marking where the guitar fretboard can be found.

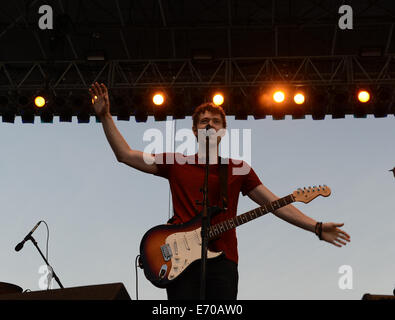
[208,194,295,240]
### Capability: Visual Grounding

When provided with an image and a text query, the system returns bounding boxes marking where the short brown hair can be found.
[192,102,227,128]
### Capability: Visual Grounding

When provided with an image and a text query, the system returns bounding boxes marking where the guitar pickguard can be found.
[165,227,222,281]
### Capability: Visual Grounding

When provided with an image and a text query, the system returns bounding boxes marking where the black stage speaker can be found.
[0,282,131,300]
[362,293,395,300]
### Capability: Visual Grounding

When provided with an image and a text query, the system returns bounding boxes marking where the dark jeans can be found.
[166,256,238,300]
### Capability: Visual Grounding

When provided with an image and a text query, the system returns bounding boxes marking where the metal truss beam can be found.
[2,55,395,92]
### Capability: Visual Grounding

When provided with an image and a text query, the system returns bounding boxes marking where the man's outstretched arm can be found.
[89,82,158,174]
[247,184,351,247]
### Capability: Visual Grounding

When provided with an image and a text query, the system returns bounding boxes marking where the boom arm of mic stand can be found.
[27,235,64,289]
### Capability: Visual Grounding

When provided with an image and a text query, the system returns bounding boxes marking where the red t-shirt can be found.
[153,153,262,265]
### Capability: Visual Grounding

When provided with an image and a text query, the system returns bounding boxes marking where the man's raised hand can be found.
[321,222,351,247]
[89,82,110,118]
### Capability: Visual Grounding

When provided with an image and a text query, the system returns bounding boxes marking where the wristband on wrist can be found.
[314,222,323,240]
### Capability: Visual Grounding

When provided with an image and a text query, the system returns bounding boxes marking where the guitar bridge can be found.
[160,244,173,261]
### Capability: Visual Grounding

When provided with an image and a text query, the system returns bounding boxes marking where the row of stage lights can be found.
[29,89,371,109]
[0,86,388,124]
[94,90,371,109]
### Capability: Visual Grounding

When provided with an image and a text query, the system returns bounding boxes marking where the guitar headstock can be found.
[292,185,331,203]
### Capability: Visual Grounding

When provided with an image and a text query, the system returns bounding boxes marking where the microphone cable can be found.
[41,220,50,262]
[35,220,52,289]
[40,220,52,290]
[34,220,51,289]
[134,254,141,300]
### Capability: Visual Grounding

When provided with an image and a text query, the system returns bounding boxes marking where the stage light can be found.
[273,91,285,103]
[72,95,90,123]
[134,95,148,123]
[87,50,105,61]
[187,89,205,115]
[172,91,186,120]
[34,96,46,108]
[17,93,35,123]
[18,95,30,107]
[354,88,372,118]
[117,107,131,121]
[40,110,53,123]
[294,93,305,105]
[231,90,249,120]
[192,49,213,61]
[55,95,72,122]
[272,90,287,120]
[0,95,15,123]
[311,90,328,120]
[252,89,267,120]
[0,95,8,106]
[358,90,370,103]
[151,91,169,121]
[373,87,393,118]
[359,47,383,57]
[153,93,165,106]
[332,91,348,119]
[212,93,224,106]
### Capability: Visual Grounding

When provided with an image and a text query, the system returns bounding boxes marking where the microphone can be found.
[205,124,212,130]
[15,221,42,252]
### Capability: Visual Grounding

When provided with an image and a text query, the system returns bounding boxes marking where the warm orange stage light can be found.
[34,96,46,108]
[294,93,305,105]
[153,93,165,105]
[358,90,370,103]
[212,93,224,106]
[273,91,285,103]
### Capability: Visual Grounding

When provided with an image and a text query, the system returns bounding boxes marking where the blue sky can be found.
[1,114,394,299]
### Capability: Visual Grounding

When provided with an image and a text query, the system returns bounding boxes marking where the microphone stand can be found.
[199,127,222,300]
[199,132,210,300]
[27,235,64,289]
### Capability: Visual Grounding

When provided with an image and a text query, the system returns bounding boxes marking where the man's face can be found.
[192,111,224,136]
[193,111,225,148]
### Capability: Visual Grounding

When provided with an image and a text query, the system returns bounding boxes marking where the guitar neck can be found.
[208,194,295,240]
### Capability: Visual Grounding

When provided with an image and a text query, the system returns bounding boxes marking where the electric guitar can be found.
[139,185,331,288]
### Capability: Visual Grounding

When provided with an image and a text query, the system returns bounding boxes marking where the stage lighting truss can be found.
[2,0,395,122]
[0,85,393,124]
